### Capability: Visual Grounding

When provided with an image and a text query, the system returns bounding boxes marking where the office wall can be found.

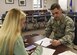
[0,0,77,17]
[58,0,75,12]
[67,0,75,12]
[0,0,57,17]
[58,0,67,11]
[46,0,58,9]
[0,0,33,17]
[74,0,77,12]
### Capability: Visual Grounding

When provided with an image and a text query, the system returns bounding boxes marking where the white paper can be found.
[58,51,77,55]
[42,47,55,55]
[35,37,52,47]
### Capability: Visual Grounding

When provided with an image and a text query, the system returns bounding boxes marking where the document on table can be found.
[58,51,77,55]
[34,37,52,47]
[42,47,55,55]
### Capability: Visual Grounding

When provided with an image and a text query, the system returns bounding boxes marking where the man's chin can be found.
[54,17,59,20]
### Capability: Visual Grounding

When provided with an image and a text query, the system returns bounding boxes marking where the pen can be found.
[40,41,43,45]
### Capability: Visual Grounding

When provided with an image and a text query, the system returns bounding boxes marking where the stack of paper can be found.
[42,47,55,55]
[35,37,52,47]
[58,51,77,55]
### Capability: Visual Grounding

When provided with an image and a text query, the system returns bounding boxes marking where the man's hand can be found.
[50,39,61,46]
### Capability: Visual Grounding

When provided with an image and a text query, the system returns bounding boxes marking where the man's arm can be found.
[59,18,75,45]
[43,18,53,38]
[14,36,28,55]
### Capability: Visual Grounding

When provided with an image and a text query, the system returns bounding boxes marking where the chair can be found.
[36,15,46,28]
[73,21,77,45]
[25,15,33,31]
[44,12,51,27]
[1,11,7,23]
[45,12,51,22]
[67,12,77,45]
[74,12,77,45]
[1,14,5,23]
[32,12,40,29]
[32,11,46,29]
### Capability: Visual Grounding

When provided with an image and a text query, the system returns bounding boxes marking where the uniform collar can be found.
[53,14,66,24]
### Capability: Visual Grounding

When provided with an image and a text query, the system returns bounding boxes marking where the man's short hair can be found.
[49,3,61,10]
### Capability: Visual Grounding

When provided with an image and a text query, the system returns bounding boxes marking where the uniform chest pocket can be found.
[60,24,66,29]
[52,24,65,33]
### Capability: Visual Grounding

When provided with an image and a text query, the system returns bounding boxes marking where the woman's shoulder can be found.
[14,36,28,55]
[15,36,23,44]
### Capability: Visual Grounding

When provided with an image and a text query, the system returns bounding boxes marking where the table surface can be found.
[23,34,75,55]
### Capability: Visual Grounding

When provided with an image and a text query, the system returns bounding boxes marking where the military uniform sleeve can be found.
[59,18,75,45]
[43,18,53,38]
[31,46,43,55]
[14,36,28,55]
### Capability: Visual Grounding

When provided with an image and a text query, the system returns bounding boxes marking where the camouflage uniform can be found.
[44,14,75,46]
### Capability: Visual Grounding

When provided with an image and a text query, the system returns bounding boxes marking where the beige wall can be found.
[0,0,57,17]
[0,0,77,17]
[0,0,33,16]
[46,0,58,9]
[74,0,77,12]
[67,0,75,12]
[58,0,76,12]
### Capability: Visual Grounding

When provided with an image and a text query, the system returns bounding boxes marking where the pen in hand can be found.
[40,41,43,45]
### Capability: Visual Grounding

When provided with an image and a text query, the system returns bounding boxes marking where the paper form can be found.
[58,51,77,55]
[35,37,52,47]
[42,47,55,55]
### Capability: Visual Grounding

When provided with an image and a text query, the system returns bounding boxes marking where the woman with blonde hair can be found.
[0,8,42,55]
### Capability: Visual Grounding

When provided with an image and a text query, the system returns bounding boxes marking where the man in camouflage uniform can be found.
[44,3,75,47]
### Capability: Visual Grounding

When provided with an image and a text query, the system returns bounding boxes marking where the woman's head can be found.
[0,8,26,55]
[2,8,26,32]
